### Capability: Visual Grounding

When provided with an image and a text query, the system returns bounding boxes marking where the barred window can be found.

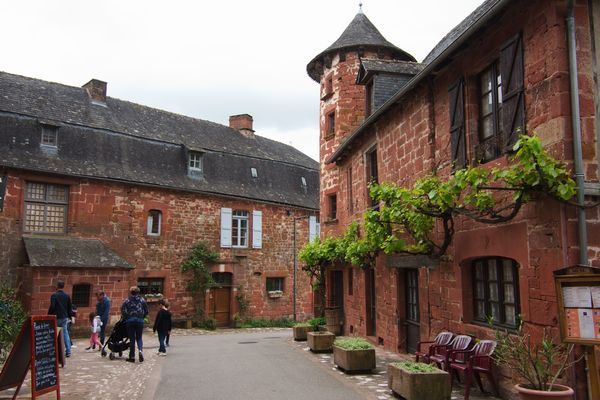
[72,284,91,308]
[24,182,68,233]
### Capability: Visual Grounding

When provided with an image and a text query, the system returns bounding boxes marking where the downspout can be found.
[567,0,589,266]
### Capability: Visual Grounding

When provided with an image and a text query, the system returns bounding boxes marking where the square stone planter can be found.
[293,325,313,341]
[307,331,335,352]
[387,363,451,400]
[333,345,376,373]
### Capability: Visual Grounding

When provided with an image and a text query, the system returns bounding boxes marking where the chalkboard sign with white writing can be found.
[32,319,58,392]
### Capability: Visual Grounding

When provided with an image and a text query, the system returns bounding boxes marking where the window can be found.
[147,210,161,236]
[348,268,354,296]
[366,147,378,207]
[326,111,335,137]
[309,215,320,241]
[138,278,165,296]
[188,152,203,172]
[266,277,284,292]
[301,177,307,187]
[24,182,68,233]
[327,194,337,220]
[41,125,58,147]
[478,63,503,161]
[212,272,232,286]
[250,167,258,178]
[72,284,91,308]
[347,166,353,213]
[472,257,519,328]
[232,210,249,247]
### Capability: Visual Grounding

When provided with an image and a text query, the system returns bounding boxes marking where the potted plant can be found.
[232,313,242,328]
[307,329,335,353]
[388,361,450,400]
[268,290,283,299]
[295,317,326,341]
[333,337,376,373]
[494,322,579,399]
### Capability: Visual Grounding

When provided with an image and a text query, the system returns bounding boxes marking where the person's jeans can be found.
[57,318,72,355]
[126,321,144,359]
[99,317,108,344]
[158,331,167,353]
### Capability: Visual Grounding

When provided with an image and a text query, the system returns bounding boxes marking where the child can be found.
[153,299,172,355]
[86,312,102,351]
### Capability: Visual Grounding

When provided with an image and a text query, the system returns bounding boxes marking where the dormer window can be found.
[301,177,307,187]
[251,168,258,178]
[41,125,58,147]
[188,151,203,175]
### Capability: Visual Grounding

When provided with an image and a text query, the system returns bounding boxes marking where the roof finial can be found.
[359,2,363,13]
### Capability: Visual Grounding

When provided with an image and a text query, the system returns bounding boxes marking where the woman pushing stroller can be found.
[120,286,149,363]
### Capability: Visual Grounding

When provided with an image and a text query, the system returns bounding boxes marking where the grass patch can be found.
[240,317,295,328]
[334,337,373,350]
[393,361,441,373]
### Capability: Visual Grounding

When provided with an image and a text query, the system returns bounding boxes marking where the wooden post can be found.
[586,346,600,400]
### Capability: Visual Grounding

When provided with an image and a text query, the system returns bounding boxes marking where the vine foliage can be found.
[181,242,219,294]
[299,135,577,270]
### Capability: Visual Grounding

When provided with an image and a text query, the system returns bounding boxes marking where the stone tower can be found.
[307,10,417,236]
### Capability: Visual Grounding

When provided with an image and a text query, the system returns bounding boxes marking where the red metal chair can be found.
[449,339,499,400]
[414,331,454,363]
[429,334,473,371]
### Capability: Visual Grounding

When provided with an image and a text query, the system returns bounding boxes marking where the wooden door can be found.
[208,287,231,327]
[405,269,420,353]
[365,268,376,336]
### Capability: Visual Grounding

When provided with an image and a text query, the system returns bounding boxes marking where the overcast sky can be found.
[1,0,483,161]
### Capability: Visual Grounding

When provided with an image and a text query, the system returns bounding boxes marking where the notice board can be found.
[556,274,600,345]
[0,316,60,399]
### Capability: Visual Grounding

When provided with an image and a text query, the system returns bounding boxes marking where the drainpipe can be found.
[293,218,297,322]
[567,0,589,266]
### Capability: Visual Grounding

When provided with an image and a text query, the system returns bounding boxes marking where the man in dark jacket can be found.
[48,280,74,357]
[95,290,111,344]
[121,286,149,363]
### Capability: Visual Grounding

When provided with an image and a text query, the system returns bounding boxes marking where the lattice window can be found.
[24,182,68,233]
[41,125,58,147]
[188,152,203,171]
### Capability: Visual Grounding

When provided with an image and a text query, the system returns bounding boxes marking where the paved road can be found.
[147,330,366,400]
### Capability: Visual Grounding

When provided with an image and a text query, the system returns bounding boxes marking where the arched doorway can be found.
[208,272,232,327]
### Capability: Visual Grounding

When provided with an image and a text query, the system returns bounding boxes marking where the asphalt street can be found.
[146,330,367,400]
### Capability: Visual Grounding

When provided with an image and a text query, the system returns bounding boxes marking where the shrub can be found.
[394,361,441,373]
[194,318,217,331]
[0,283,27,362]
[240,318,295,328]
[334,337,373,350]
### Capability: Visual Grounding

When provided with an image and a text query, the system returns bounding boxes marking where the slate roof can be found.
[23,236,133,269]
[0,72,319,209]
[307,12,416,82]
[356,59,425,84]
[327,0,511,164]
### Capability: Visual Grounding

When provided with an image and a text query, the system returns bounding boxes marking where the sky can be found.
[1,0,483,161]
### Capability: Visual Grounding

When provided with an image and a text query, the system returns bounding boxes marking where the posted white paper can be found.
[578,308,596,339]
[591,287,600,308]
[563,286,592,308]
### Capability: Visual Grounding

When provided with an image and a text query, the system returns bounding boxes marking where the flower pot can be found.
[388,363,450,400]
[293,325,312,341]
[307,331,335,352]
[515,384,574,400]
[333,345,376,373]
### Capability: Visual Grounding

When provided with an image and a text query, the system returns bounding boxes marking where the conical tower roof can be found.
[307,12,416,82]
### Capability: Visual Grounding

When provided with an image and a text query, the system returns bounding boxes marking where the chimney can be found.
[82,79,107,105]
[229,114,254,138]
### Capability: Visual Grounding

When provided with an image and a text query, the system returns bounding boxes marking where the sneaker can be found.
[126,358,135,363]
[139,352,144,362]
[158,352,167,356]
[65,353,71,358]
[85,346,91,351]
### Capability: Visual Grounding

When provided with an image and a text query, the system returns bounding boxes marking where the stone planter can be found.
[515,384,575,400]
[325,307,342,335]
[387,363,450,400]
[293,325,313,341]
[307,331,335,352]
[333,345,376,372]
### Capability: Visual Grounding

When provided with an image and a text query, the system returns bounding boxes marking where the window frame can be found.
[188,151,203,172]
[327,193,337,221]
[231,210,249,248]
[72,283,91,308]
[138,277,165,296]
[41,125,58,147]
[326,111,336,138]
[266,277,284,293]
[471,257,520,329]
[477,62,503,162]
[147,209,162,236]
[23,182,69,234]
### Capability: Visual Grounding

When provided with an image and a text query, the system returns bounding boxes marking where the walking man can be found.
[95,290,111,345]
[48,280,74,357]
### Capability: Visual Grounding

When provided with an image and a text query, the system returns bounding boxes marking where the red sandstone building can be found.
[0,73,319,326]
[308,0,600,397]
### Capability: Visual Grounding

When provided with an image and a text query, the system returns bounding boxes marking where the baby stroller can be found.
[101,318,130,360]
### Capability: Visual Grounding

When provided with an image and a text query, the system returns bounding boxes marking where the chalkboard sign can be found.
[32,318,58,393]
[0,316,60,399]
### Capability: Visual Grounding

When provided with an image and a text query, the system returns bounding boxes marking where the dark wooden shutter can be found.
[449,78,466,169]
[499,33,525,150]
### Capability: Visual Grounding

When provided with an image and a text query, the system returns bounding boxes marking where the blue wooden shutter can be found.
[220,208,232,248]
[252,210,262,249]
